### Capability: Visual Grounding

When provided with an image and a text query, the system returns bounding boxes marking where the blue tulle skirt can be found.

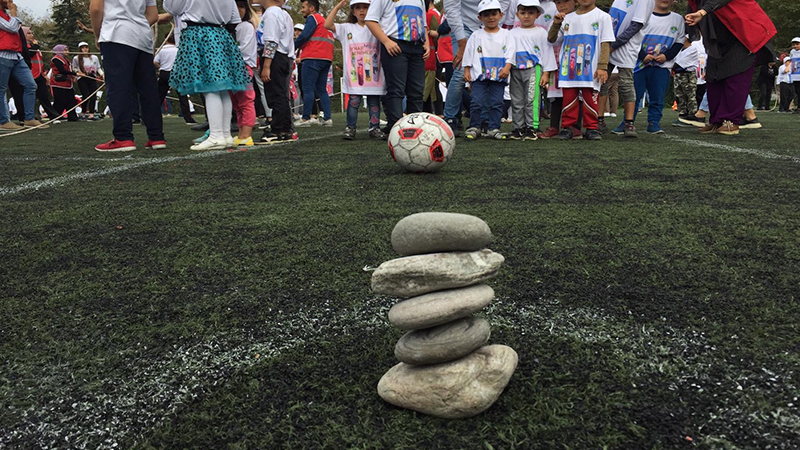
[170,26,250,95]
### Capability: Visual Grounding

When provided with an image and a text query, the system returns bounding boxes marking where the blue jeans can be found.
[346,94,381,129]
[0,57,36,123]
[301,59,332,120]
[380,39,425,130]
[100,42,164,142]
[469,80,505,130]
[443,27,473,121]
[633,66,671,125]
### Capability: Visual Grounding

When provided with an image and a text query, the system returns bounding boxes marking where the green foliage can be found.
[49,0,94,48]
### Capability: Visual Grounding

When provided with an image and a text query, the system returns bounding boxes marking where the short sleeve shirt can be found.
[463,28,516,83]
[635,12,684,72]
[790,49,800,82]
[98,0,157,54]
[258,6,295,58]
[608,0,654,69]
[557,8,615,89]
[365,0,427,43]
[510,26,557,72]
[334,23,386,95]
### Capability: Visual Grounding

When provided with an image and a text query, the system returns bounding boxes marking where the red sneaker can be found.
[538,127,560,139]
[145,140,167,150]
[95,139,136,152]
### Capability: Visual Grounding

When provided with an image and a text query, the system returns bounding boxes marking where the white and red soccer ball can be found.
[388,113,455,173]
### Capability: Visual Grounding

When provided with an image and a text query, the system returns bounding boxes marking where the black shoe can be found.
[508,128,525,140]
[191,121,210,132]
[184,118,198,125]
[445,118,462,137]
[260,130,277,142]
[524,127,539,141]
[584,129,602,140]
[369,127,387,139]
[558,128,574,140]
[739,117,762,129]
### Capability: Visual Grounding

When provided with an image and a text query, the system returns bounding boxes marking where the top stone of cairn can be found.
[391,213,493,256]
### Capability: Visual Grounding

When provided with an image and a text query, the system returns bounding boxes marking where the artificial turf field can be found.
[1,110,799,450]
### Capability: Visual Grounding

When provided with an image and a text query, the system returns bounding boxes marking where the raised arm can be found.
[325,0,348,33]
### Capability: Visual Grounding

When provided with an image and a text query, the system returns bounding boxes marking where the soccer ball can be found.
[388,113,455,173]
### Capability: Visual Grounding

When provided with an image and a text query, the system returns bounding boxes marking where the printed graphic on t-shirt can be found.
[609,0,633,36]
[792,57,800,76]
[516,47,541,69]
[395,5,425,41]
[635,30,677,72]
[346,42,382,87]
[560,34,597,82]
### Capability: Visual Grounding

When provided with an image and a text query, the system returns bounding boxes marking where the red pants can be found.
[561,87,598,130]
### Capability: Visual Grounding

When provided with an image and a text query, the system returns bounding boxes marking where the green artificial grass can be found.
[1,110,799,449]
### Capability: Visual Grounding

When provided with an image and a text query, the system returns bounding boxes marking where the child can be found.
[72,42,103,120]
[540,0,575,139]
[509,0,556,140]
[230,0,259,147]
[672,35,698,122]
[256,0,296,141]
[365,0,429,132]
[325,0,386,140]
[91,0,165,151]
[791,37,800,112]
[462,0,516,140]
[631,0,683,134]
[164,0,250,150]
[598,0,654,138]
[153,34,196,124]
[778,57,794,113]
[547,0,614,140]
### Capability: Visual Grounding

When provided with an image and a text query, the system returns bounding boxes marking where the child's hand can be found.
[384,40,402,57]
[654,54,667,64]
[337,0,348,8]
[261,66,271,83]
[540,71,550,87]
[423,40,431,61]
[594,69,608,84]
[643,54,655,64]
[464,67,472,83]
[498,67,510,80]
[553,12,565,25]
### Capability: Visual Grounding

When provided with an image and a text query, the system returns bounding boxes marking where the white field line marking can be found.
[0,134,334,197]
[0,296,395,449]
[665,135,800,164]
[0,156,148,162]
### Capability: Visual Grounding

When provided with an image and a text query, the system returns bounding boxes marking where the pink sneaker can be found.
[95,139,136,152]
[145,139,167,150]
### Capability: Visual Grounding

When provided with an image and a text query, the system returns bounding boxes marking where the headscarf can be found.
[52,44,68,57]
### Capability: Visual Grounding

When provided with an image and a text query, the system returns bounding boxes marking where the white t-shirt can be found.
[153,44,178,71]
[98,0,157,54]
[692,39,706,85]
[334,23,386,95]
[72,55,102,77]
[235,22,258,68]
[557,8,615,90]
[673,42,698,72]
[463,28,516,83]
[365,0,426,43]
[634,12,684,72]
[535,0,558,31]
[778,64,792,85]
[257,6,295,58]
[790,49,800,82]
[510,26,556,72]
[608,0,654,69]
[164,0,240,25]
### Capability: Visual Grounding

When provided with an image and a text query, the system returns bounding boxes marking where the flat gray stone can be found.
[389,284,494,330]
[391,212,492,256]
[378,345,518,419]
[395,316,491,365]
[371,249,504,298]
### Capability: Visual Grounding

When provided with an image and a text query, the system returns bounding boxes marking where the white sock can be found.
[221,93,233,139]
[204,92,225,142]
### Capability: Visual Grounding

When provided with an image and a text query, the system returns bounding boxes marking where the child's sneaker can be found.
[584,129,602,140]
[623,122,639,138]
[558,128,574,140]
[445,118,462,137]
[193,129,210,144]
[190,138,227,151]
[611,122,625,135]
[489,129,507,140]
[322,119,333,127]
[524,128,539,141]
[464,127,481,140]
[260,130,278,142]
[234,136,254,147]
[646,123,664,134]
[480,126,489,137]
[295,118,313,127]
[342,126,357,140]
[538,127,559,139]
[597,118,610,134]
[508,128,525,140]
[369,127,387,139]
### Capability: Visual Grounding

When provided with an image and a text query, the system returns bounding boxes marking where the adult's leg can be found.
[81,78,98,114]
[10,59,37,121]
[132,47,165,141]
[404,43,425,115]
[758,82,768,109]
[443,28,473,126]
[380,43,410,130]
[0,57,14,124]
[714,66,755,125]
[100,42,137,141]
[313,60,332,120]
[705,80,724,125]
[8,75,23,121]
[301,61,319,120]
[35,76,60,119]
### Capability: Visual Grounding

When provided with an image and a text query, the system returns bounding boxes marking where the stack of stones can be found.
[372,212,518,419]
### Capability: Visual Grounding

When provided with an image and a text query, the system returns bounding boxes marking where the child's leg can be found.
[509,68,529,130]
[230,85,256,140]
[205,92,225,141]
[579,88,599,130]
[381,44,410,130]
[404,45,426,115]
[487,81,504,130]
[686,72,698,115]
[632,68,647,123]
[560,88,580,129]
[346,94,361,128]
[367,95,381,130]
[221,93,233,139]
[550,97,563,129]
[646,68,670,126]
[468,81,487,130]
[673,73,685,115]
[529,65,542,130]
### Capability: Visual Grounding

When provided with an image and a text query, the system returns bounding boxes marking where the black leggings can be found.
[52,87,79,121]
[77,77,98,114]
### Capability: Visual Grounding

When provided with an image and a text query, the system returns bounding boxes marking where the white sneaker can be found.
[295,119,312,127]
[190,138,228,151]
[293,113,302,120]
[226,137,235,147]
[379,119,387,126]
[322,119,333,127]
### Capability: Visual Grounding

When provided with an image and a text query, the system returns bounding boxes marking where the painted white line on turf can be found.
[665,135,800,164]
[0,156,147,162]
[0,134,335,197]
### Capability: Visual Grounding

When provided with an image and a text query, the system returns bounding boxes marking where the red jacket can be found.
[0,10,22,53]
[689,0,775,54]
